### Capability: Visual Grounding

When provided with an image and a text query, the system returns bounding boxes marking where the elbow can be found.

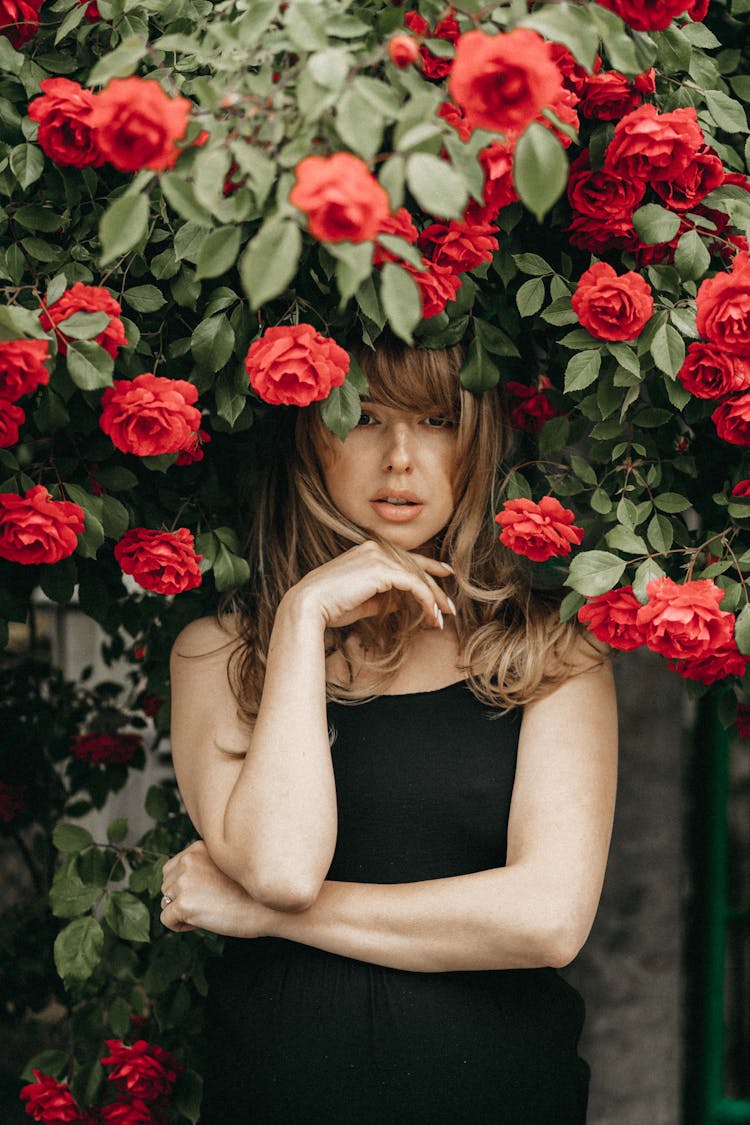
[242,872,323,913]
[538,915,591,969]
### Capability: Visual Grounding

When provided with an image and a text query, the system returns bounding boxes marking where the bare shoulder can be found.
[171,614,242,668]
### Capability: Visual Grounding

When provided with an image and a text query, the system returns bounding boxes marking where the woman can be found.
[162,339,617,1124]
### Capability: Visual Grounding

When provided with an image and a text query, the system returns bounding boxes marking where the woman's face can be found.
[319,399,458,552]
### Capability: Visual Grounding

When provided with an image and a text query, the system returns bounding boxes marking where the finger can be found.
[160,903,195,932]
[385,570,448,629]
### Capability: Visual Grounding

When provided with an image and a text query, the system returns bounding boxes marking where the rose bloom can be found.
[100,1100,164,1125]
[40,282,127,359]
[670,640,749,685]
[388,34,420,69]
[418,219,499,273]
[19,1071,81,1124]
[175,426,211,466]
[712,393,750,446]
[696,252,750,355]
[0,0,42,48]
[0,780,26,824]
[580,68,655,121]
[114,527,203,595]
[101,1039,181,1103]
[0,339,50,401]
[448,28,563,137]
[28,78,105,168]
[0,398,24,447]
[566,150,643,253]
[373,207,420,266]
[246,324,350,408]
[71,731,142,766]
[404,10,460,81]
[140,693,162,719]
[572,261,653,342]
[438,100,472,142]
[653,145,725,212]
[403,261,462,318]
[636,577,735,661]
[677,343,750,399]
[99,374,202,457]
[604,104,703,183]
[737,704,750,739]
[495,496,584,562]
[594,0,701,31]
[89,77,192,172]
[471,140,518,220]
[535,79,580,151]
[504,381,557,434]
[79,0,101,22]
[578,586,647,652]
[547,42,591,98]
[732,479,750,497]
[0,485,84,565]
[290,153,390,244]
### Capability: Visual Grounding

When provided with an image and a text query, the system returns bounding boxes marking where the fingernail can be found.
[442,561,454,572]
[433,602,440,622]
[437,609,444,629]
[447,598,457,615]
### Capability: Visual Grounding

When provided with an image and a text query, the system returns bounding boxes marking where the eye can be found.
[423,416,456,429]
[356,411,378,426]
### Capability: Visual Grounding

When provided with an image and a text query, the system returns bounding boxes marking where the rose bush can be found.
[1,0,750,1118]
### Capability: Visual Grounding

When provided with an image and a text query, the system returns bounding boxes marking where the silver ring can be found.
[161,894,172,906]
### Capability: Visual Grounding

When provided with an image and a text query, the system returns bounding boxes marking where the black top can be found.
[200,682,589,1124]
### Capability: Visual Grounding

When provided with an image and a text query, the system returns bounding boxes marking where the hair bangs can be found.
[355,341,463,422]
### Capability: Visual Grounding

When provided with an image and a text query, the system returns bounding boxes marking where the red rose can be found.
[71,731,142,766]
[737,704,750,738]
[403,261,462,318]
[712,392,750,446]
[670,640,749,684]
[448,29,563,137]
[290,153,390,244]
[653,146,725,212]
[572,261,653,342]
[174,426,211,466]
[504,381,557,433]
[388,34,420,69]
[245,324,350,407]
[604,105,703,183]
[636,577,735,661]
[566,150,643,253]
[0,780,26,824]
[404,11,460,81]
[594,0,696,31]
[547,43,592,98]
[140,693,162,719]
[732,480,750,497]
[0,485,84,565]
[100,1100,164,1125]
[473,140,518,220]
[89,77,192,172]
[28,78,105,169]
[114,528,203,595]
[19,1071,81,1124]
[494,496,584,562]
[0,0,42,48]
[418,219,499,273]
[578,586,647,651]
[696,252,750,355]
[101,1039,181,1103]
[373,207,420,266]
[0,339,50,401]
[99,374,202,457]
[40,282,127,359]
[78,0,101,21]
[534,65,580,150]
[0,398,24,447]
[438,100,472,142]
[580,69,655,121]
[677,343,750,399]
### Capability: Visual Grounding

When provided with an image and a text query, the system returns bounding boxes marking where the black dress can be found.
[200,681,589,1124]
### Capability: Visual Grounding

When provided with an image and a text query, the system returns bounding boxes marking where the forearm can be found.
[221,593,337,908]
[260,866,586,972]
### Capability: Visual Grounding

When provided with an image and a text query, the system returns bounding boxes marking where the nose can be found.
[382,423,413,473]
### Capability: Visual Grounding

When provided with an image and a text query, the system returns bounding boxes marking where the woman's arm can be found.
[164,656,617,970]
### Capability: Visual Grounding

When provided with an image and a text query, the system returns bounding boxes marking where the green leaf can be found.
[735,604,750,655]
[705,90,749,134]
[405,153,468,220]
[240,219,301,310]
[161,175,214,227]
[654,492,691,513]
[564,350,601,393]
[57,311,110,341]
[560,589,586,623]
[519,3,599,71]
[107,817,128,844]
[10,143,44,190]
[674,230,711,282]
[515,277,545,318]
[173,1069,204,1125]
[473,318,520,358]
[330,241,375,303]
[380,263,421,345]
[633,557,665,603]
[49,873,100,918]
[513,253,553,276]
[513,124,569,223]
[123,285,166,313]
[66,341,114,391]
[212,543,251,591]
[650,322,685,377]
[191,314,235,372]
[54,917,103,984]
[88,36,147,85]
[605,526,648,555]
[195,227,242,281]
[39,556,77,604]
[647,513,674,553]
[336,89,384,162]
[99,194,149,266]
[538,415,571,455]
[20,1051,69,1083]
[459,338,500,392]
[53,823,93,853]
[565,551,627,597]
[540,296,578,326]
[320,379,363,441]
[104,891,151,943]
[632,204,681,246]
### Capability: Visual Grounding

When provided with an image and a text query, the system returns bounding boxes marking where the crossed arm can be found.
[165,614,617,973]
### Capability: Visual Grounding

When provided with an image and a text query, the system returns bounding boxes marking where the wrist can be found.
[277,586,328,632]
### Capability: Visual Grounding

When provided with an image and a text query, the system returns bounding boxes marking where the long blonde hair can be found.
[226,337,586,721]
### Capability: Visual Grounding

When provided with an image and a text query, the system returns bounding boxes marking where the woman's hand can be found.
[282,539,456,630]
[160,840,276,937]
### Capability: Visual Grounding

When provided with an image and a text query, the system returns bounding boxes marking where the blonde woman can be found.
[162,340,617,1124]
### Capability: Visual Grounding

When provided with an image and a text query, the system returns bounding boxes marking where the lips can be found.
[370,488,424,504]
[369,490,425,523]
